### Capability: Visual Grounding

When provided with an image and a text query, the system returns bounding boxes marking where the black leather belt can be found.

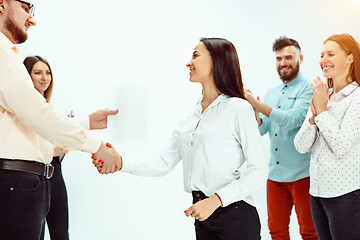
[0,158,54,179]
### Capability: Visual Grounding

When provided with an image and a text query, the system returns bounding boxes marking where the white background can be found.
[18,0,360,239]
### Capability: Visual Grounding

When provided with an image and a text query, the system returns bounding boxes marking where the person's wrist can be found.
[212,193,223,207]
[119,155,123,170]
[309,117,316,125]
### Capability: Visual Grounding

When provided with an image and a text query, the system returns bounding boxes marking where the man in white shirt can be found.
[0,0,122,239]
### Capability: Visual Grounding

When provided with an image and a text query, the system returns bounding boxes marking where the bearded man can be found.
[245,37,318,240]
[0,1,121,239]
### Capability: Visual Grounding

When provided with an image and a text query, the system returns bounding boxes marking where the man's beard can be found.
[277,61,300,82]
[5,11,28,44]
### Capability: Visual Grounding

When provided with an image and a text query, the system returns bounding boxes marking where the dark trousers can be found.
[42,157,69,240]
[0,169,50,240]
[311,189,360,240]
[192,191,261,240]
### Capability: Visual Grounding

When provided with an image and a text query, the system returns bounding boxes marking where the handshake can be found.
[91,142,122,174]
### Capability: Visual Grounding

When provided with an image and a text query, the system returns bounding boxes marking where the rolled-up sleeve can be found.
[269,85,312,131]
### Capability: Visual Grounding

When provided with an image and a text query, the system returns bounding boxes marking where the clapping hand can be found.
[311,77,329,115]
[92,142,122,174]
[309,98,317,125]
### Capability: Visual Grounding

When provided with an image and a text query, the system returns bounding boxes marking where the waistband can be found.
[0,158,54,179]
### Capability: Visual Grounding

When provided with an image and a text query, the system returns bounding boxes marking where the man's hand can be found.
[89,109,119,130]
[92,142,122,174]
[245,89,263,125]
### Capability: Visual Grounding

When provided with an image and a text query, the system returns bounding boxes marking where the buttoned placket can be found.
[273,85,289,166]
[188,95,226,190]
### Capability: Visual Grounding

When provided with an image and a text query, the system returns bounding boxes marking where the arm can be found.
[0,54,120,173]
[94,116,186,176]
[215,102,269,207]
[315,96,360,157]
[74,109,119,130]
[0,57,99,153]
[184,102,268,221]
[294,107,318,153]
[267,85,313,131]
[244,90,269,135]
[258,113,270,135]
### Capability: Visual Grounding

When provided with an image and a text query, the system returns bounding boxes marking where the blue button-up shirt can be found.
[259,73,312,182]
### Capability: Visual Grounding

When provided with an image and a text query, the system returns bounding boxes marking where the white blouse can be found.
[121,94,268,207]
[294,82,360,198]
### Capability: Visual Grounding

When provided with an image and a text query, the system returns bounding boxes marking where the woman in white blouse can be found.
[94,38,268,239]
[294,33,360,240]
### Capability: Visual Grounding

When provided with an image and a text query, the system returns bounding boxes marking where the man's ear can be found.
[299,54,304,64]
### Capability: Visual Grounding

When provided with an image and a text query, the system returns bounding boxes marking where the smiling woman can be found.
[93,38,269,240]
[294,34,360,239]
[24,55,53,102]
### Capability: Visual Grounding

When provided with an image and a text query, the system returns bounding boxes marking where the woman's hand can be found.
[309,98,317,125]
[184,194,222,221]
[311,76,329,115]
[92,142,122,173]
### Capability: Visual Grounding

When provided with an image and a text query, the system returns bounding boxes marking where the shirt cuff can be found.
[120,154,136,174]
[314,111,328,128]
[75,116,90,130]
[215,188,232,207]
[80,131,101,153]
[268,108,282,122]
[258,118,266,134]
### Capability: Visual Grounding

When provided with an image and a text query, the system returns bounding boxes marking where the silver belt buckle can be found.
[44,164,54,179]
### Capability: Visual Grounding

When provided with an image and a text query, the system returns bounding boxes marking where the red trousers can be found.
[267,177,318,240]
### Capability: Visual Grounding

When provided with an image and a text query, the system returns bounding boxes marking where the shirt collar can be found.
[196,94,230,113]
[282,72,303,88]
[334,81,359,97]
[0,32,19,54]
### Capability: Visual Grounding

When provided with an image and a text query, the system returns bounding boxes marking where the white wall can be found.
[18,0,360,239]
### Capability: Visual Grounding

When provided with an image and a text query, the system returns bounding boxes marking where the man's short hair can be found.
[272,36,301,52]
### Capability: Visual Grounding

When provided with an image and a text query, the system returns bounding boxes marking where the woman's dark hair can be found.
[23,55,53,103]
[200,37,245,99]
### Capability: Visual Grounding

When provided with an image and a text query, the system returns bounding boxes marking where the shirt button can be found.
[10,187,14,191]
[282,92,285,94]
[275,134,277,136]
[278,106,281,108]
[277,161,279,164]
[275,148,278,151]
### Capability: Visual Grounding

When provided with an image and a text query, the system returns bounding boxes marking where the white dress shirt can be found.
[294,81,360,198]
[122,94,268,207]
[0,32,101,164]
